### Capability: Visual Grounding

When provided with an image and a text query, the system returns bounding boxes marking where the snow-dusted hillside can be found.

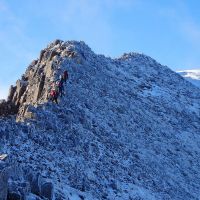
[177,69,200,88]
[0,40,200,200]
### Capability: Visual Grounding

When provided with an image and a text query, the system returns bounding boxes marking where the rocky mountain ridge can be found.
[0,40,200,199]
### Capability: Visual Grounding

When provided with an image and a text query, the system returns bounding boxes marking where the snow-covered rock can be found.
[0,40,200,199]
[0,154,53,200]
[177,69,200,88]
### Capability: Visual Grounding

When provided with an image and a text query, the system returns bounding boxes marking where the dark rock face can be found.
[8,181,30,200]
[0,40,84,120]
[29,173,41,196]
[13,80,28,106]
[7,192,21,200]
[40,182,54,200]
[0,100,18,116]
[0,157,54,200]
[0,169,8,200]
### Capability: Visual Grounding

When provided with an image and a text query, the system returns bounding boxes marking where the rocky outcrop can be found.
[0,100,18,116]
[1,40,86,120]
[11,80,28,106]
[40,182,54,200]
[0,155,54,200]
[0,168,8,200]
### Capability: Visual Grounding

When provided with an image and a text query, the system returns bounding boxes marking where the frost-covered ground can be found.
[1,41,200,199]
[178,69,200,88]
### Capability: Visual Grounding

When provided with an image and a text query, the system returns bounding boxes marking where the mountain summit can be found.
[0,40,200,200]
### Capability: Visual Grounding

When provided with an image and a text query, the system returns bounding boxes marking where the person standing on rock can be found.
[63,70,68,83]
[48,80,58,104]
[50,89,58,104]
[55,81,60,95]
[50,81,56,90]
[57,76,64,97]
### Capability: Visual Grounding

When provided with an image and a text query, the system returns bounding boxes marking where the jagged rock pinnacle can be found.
[2,40,94,121]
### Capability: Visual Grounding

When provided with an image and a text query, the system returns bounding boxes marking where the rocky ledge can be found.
[0,154,54,200]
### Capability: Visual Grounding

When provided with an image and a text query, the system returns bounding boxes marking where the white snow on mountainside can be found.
[177,69,200,88]
[0,40,200,200]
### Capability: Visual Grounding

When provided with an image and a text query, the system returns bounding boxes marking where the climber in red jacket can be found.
[50,89,58,104]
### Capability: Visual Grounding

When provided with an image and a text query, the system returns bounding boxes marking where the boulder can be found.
[0,158,54,200]
[40,182,54,200]
[16,105,36,122]
[28,173,41,196]
[12,80,28,106]
[0,168,9,200]
[7,192,21,200]
[0,154,8,161]
[25,193,42,200]
[8,181,30,200]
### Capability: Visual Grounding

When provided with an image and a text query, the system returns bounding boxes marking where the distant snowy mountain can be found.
[177,69,200,88]
[0,40,200,200]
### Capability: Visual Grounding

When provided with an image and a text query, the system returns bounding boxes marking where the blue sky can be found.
[0,0,200,99]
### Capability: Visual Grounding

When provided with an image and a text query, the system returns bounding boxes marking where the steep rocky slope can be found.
[0,40,200,200]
